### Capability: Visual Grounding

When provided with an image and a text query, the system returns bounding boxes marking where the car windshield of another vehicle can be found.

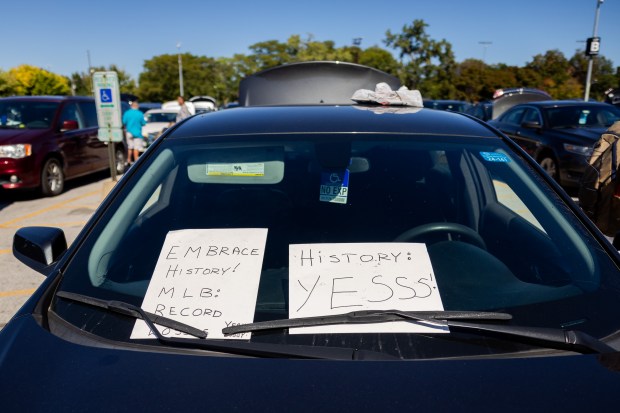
[546,106,620,129]
[0,100,59,129]
[52,132,620,359]
[147,112,177,123]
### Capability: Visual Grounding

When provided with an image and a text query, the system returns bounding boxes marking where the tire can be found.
[115,147,126,175]
[538,155,558,180]
[41,158,64,197]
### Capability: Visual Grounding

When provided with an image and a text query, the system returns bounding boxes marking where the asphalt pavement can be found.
[0,171,116,327]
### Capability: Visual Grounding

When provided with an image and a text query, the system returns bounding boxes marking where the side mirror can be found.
[60,120,79,132]
[521,121,542,130]
[13,227,67,275]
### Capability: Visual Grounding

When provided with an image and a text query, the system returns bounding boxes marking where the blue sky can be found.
[2,0,619,82]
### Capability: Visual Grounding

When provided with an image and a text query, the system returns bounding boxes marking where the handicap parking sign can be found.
[99,88,113,103]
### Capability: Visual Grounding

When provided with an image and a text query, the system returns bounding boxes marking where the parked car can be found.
[143,108,178,145]
[465,88,552,122]
[189,96,217,113]
[3,63,620,411]
[0,96,126,196]
[423,99,471,113]
[488,100,620,188]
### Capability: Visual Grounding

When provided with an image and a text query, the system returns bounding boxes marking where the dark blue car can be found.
[3,63,620,411]
[489,100,620,188]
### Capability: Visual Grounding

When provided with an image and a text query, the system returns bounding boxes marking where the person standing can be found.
[122,100,146,164]
[176,96,192,123]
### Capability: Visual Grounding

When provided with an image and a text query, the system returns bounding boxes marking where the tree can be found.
[7,65,70,96]
[70,65,137,97]
[569,50,617,100]
[384,20,457,98]
[524,50,581,99]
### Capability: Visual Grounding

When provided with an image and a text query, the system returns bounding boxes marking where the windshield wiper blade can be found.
[55,291,207,338]
[55,291,389,359]
[222,309,512,335]
[446,320,615,354]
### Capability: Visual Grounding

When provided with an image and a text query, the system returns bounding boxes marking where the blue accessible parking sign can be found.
[99,88,113,103]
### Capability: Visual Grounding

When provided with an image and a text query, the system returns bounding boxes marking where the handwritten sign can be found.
[131,228,268,340]
[289,243,447,334]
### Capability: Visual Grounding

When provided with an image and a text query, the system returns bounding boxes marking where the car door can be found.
[55,101,90,177]
[512,107,544,159]
[78,100,109,172]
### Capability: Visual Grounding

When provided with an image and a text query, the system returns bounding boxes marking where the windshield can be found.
[146,112,177,123]
[0,100,59,129]
[546,106,620,129]
[53,133,620,359]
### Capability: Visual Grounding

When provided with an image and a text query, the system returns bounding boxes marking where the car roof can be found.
[511,100,616,109]
[0,95,93,102]
[170,104,497,139]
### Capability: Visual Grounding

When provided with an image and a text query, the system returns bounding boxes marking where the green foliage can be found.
[70,65,137,97]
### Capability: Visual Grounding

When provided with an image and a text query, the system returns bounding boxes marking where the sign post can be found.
[93,71,123,181]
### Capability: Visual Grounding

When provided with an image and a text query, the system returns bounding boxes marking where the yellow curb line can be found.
[0,190,99,228]
[0,288,36,298]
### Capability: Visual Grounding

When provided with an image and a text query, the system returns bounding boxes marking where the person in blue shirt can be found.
[122,100,146,164]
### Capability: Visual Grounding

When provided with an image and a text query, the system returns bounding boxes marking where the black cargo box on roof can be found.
[238,61,401,106]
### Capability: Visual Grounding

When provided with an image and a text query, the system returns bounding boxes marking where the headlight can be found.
[0,144,32,159]
[563,143,593,157]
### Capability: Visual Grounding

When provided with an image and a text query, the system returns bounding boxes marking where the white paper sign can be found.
[289,243,447,334]
[131,228,268,340]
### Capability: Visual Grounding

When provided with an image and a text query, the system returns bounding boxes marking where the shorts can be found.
[126,132,146,151]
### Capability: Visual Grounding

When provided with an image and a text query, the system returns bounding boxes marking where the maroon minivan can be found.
[0,96,126,196]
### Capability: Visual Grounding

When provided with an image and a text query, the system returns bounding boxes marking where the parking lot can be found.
[0,172,115,327]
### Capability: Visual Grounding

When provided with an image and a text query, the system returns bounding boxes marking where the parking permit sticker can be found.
[130,228,268,340]
[319,170,349,204]
[206,162,265,177]
[480,152,511,163]
[288,243,448,334]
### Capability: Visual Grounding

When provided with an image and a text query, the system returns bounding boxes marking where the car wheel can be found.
[115,147,126,175]
[538,155,558,180]
[41,158,64,197]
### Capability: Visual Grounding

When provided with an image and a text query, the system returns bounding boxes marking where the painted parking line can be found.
[0,288,36,298]
[0,190,99,229]
[0,220,89,230]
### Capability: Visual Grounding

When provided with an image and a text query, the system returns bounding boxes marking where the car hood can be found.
[0,128,50,144]
[1,315,620,411]
[550,126,607,143]
[143,122,169,135]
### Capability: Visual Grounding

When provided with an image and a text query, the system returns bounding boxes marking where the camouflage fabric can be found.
[579,121,620,236]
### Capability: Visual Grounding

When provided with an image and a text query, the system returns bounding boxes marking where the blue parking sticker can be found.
[480,152,511,163]
[319,170,350,204]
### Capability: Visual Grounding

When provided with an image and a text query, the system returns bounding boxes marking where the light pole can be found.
[177,42,184,98]
[478,41,492,63]
[584,0,604,101]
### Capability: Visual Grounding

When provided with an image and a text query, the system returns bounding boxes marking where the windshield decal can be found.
[206,162,265,177]
[288,243,447,334]
[319,169,350,204]
[480,152,511,163]
[130,228,268,340]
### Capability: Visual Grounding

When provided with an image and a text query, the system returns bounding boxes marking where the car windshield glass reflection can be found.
[0,101,59,129]
[547,106,620,129]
